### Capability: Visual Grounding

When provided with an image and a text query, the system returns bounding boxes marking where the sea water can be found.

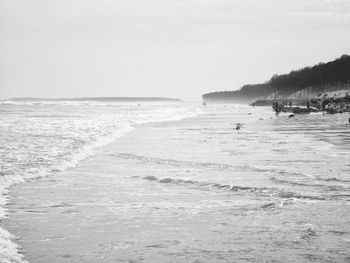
[1,101,350,262]
[0,100,201,262]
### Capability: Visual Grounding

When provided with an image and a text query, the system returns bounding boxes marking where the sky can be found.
[1,0,350,101]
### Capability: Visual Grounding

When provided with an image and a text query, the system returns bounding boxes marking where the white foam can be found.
[0,102,202,263]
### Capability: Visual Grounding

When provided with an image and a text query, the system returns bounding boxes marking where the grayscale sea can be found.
[1,101,349,262]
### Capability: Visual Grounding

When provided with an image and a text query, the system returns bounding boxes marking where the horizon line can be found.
[3,96,183,102]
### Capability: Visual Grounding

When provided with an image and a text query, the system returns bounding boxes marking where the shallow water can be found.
[2,102,350,262]
[0,100,200,262]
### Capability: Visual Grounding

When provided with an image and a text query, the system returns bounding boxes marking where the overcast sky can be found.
[1,0,349,100]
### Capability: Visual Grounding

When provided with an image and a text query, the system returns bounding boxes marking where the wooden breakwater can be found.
[252,99,307,107]
[264,97,350,114]
[311,97,350,114]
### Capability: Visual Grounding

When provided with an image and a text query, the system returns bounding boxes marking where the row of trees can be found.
[203,55,350,101]
[269,54,350,96]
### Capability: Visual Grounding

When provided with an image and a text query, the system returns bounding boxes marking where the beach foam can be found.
[0,101,201,263]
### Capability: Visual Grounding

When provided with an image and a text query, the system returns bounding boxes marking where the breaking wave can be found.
[0,101,201,263]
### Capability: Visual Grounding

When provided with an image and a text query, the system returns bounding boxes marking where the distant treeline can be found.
[203,54,350,102]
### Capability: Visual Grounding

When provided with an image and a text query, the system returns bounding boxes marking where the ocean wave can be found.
[143,175,266,192]
[112,153,265,173]
[113,154,331,185]
[322,177,350,183]
[270,176,350,192]
[0,125,134,263]
[0,103,201,263]
[142,175,327,201]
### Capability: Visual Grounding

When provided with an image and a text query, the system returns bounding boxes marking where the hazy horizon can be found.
[2,96,184,101]
[1,0,350,101]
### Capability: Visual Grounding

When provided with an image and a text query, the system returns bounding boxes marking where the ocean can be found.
[0,101,349,262]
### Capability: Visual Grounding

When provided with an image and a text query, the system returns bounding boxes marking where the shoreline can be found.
[0,108,202,263]
[2,116,204,263]
[2,117,204,263]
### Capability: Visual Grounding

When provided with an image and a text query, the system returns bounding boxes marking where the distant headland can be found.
[6,97,182,102]
[203,54,350,104]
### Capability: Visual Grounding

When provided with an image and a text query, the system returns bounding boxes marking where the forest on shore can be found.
[203,55,350,102]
